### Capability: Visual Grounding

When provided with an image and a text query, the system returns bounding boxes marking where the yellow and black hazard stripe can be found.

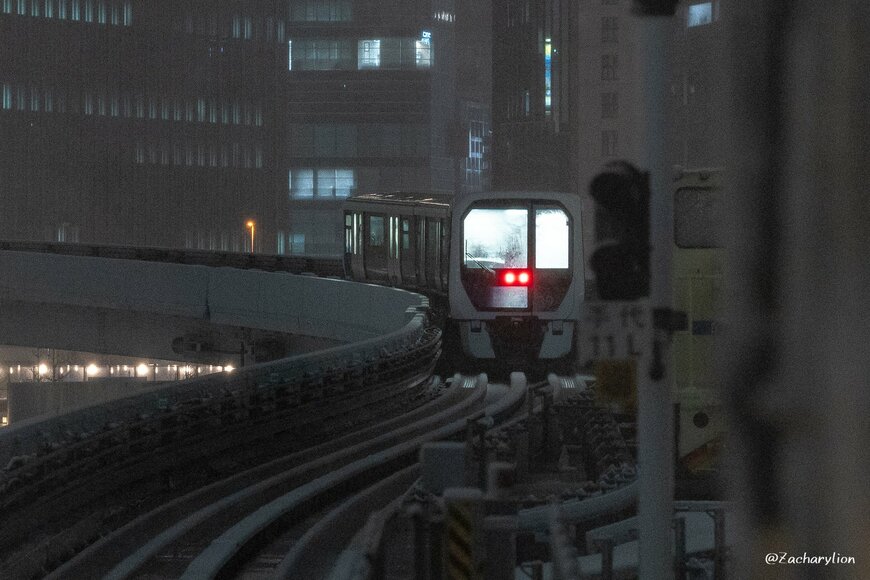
[446,501,474,580]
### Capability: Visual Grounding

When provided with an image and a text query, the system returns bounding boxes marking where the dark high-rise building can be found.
[0,0,490,255]
[491,0,577,193]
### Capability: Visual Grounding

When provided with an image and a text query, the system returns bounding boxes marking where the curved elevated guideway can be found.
[0,246,440,578]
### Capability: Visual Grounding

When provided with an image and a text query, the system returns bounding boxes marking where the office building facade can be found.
[0,0,489,255]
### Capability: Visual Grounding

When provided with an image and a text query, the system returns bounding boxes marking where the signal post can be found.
[581,2,679,577]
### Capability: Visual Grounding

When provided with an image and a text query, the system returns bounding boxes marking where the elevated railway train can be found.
[344,191,585,367]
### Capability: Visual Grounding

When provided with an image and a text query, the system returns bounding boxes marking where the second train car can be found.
[344,191,585,365]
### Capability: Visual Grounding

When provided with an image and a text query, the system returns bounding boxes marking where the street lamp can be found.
[246,220,255,252]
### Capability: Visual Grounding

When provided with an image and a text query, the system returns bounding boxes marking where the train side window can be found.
[389,216,400,258]
[535,207,570,268]
[401,218,410,250]
[345,214,353,254]
[369,215,385,247]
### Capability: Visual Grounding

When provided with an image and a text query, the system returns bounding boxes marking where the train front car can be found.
[448,191,585,368]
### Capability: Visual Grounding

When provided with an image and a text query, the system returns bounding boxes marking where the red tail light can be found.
[497,269,532,286]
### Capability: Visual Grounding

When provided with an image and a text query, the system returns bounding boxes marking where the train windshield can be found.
[535,207,570,268]
[461,203,572,311]
[463,208,528,269]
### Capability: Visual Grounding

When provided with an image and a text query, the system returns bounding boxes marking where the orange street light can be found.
[246,220,255,252]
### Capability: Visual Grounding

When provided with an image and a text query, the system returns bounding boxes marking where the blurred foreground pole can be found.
[632,1,676,578]
[724,1,870,577]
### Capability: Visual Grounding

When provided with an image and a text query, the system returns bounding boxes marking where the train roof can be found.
[344,191,452,209]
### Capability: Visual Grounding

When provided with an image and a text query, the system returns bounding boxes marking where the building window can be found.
[290,39,355,71]
[289,169,315,198]
[288,0,351,22]
[276,231,286,255]
[601,92,619,118]
[289,168,354,199]
[687,2,713,27]
[122,0,130,25]
[358,39,381,69]
[2,1,11,14]
[601,16,619,43]
[544,38,552,113]
[601,130,619,157]
[290,233,305,254]
[416,32,432,68]
[601,54,619,81]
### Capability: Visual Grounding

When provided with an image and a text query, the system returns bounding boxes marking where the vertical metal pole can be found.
[632,2,675,579]
[673,516,686,579]
[595,538,614,580]
[712,508,726,579]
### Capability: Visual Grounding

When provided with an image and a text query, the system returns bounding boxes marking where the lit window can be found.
[291,39,354,70]
[463,208,528,269]
[122,0,131,25]
[289,169,314,198]
[2,1,11,14]
[290,233,305,254]
[289,0,351,22]
[416,32,432,68]
[44,0,53,18]
[84,0,92,22]
[687,2,713,27]
[16,0,24,16]
[358,39,381,69]
[544,38,552,112]
[535,208,570,268]
[276,231,286,254]
[71,0,78,19]
[2,83,11,110]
